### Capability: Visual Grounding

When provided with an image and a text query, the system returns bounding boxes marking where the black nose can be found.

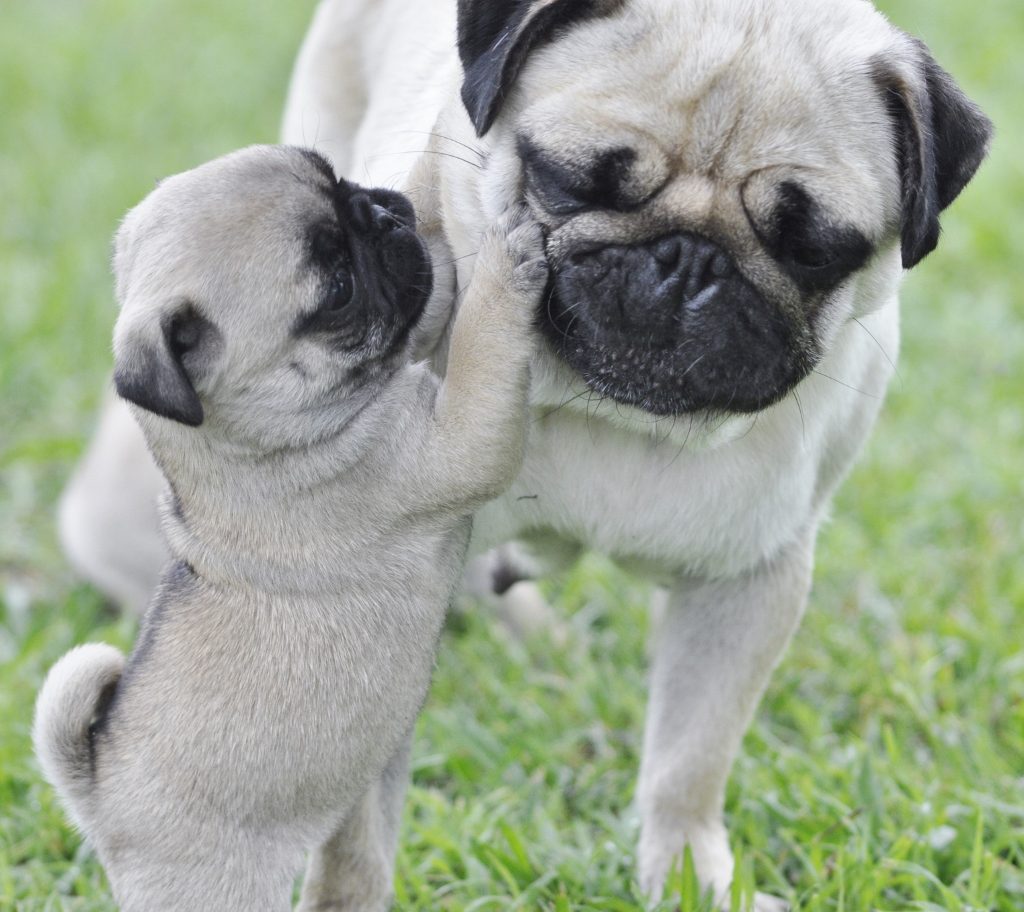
[344,186,417,235]
[650,234,734,303]
[561,232,737,331]
[346,192,395,234]
[545,231,803,414]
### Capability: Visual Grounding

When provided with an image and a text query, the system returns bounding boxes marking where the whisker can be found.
[656,413,678,447]
[298,112,323,152]
[812,369,881,399]
[736,412,761,442]
[792,388,807,446]
[396,130,487,162]
[381,171,408,191]
[679,352,707,379]
[434,251,480,268]
[664,413,697,471]
[544,286,576,340]
[538,387,589,421]
[365,149,483,171]
[584,389,607,443]
[852,316,901,386]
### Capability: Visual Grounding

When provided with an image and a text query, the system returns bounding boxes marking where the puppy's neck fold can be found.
[141,368,433,595]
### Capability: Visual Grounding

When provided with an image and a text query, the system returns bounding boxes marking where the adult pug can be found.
[60,0,991,906]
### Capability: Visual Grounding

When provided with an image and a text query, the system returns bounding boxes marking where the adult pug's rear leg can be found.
[297,734,412,912]
[462,535,582,639]
[280,0,379,176]
[636,527,816,911]
[59,391,166,613]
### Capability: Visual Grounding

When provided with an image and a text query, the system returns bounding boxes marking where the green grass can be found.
[1,0,1022,909]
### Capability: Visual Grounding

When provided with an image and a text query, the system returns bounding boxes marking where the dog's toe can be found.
[746,891,789,912]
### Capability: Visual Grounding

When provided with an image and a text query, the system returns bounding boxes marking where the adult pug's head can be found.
[455,0,991,417]
[112,146,432,450]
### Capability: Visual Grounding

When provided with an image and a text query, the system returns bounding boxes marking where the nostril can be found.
[710,252,732,279]
[370,204,398,231]
[653,237,681,267]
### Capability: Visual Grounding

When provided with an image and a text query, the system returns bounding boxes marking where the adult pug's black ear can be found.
[114,305,215,427]
[875,39,993,269]
[458,0,622,136]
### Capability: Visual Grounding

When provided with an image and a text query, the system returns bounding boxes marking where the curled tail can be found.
[33,643,125,821]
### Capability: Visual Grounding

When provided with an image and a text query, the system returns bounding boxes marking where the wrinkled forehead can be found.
[124,151,335,294]
[515,0,898,207]
[156,151,332,247]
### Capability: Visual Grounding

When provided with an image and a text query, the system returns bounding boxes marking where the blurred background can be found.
[1,1,1021,909]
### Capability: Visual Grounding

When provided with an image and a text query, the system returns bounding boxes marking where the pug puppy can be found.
[59,0,991,907]
[35,144,548,912]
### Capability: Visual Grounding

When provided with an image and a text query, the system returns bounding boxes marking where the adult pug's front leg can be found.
[636,528,816,911]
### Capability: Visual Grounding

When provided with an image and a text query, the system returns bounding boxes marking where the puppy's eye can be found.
[322,271,354,312]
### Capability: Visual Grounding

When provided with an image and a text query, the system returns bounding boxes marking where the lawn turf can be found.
[1,0,1021,909]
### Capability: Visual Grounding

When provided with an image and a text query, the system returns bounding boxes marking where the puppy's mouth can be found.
[540,233,816,416]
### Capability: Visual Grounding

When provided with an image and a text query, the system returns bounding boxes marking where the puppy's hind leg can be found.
[297,735,413,912]
[107,839,299,912]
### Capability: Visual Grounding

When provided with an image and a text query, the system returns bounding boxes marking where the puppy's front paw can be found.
[504,205,550,295]
[479,205,549,300]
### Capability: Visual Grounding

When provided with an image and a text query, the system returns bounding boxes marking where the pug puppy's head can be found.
[112,145,432,449]
[453,0,991,417]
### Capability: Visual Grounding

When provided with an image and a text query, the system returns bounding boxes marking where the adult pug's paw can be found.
[638,819,790,912]
[713,891,790,912]
[746,893,790,912]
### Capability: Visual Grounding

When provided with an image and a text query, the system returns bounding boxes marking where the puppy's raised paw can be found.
[479,205,549,299]
[503,203,549,282]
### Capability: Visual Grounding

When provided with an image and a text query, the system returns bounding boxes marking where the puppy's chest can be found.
[473,409,820,578]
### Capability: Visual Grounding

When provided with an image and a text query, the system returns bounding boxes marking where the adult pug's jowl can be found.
[61,0,991,906]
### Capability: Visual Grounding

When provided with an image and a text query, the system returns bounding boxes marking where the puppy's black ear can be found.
[458,0,622,136]
[876,39,993,269]
[114,305,215,427]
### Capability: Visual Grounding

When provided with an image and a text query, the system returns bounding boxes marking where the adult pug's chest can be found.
[471,402,822,580]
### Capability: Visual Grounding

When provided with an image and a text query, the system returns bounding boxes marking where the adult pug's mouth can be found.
[539,237,816,416]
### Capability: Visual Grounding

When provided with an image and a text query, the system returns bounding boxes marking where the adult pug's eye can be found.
[322,271,354,311]
[519,137,644,217]
[749,180,873,291]
[789,244,837,270]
